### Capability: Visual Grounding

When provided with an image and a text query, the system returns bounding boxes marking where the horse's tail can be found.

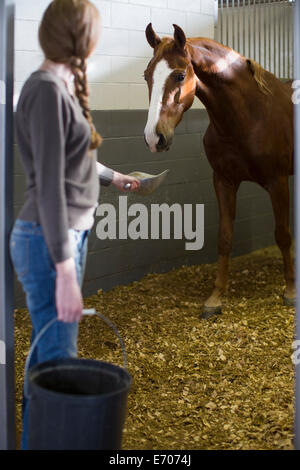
[246,58,272,96]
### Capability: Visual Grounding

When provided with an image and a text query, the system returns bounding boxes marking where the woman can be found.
[9,0,140,450]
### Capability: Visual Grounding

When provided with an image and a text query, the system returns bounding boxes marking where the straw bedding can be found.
[14,245,295,450]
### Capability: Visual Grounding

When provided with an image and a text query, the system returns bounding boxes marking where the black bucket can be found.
[25,311,132,450]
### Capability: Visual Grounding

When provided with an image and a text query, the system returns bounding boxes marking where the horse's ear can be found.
[173,24,186,50]
[146,23,161,49]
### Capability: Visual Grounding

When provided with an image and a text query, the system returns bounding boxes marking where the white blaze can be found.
[144,59,173,152]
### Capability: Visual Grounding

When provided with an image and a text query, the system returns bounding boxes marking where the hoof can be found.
[201,305,222,320]
[283,296,296,308]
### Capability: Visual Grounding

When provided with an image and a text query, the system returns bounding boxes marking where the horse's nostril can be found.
[157,133,166,148]
[144,134,149,147]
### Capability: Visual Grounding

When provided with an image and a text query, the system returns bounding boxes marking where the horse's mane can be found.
[246,59,272,96]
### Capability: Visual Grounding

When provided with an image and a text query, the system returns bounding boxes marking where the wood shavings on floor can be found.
[14,245,295,450]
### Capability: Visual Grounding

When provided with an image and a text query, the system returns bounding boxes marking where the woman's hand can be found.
[112,171,141,192]
[55,257,83,323]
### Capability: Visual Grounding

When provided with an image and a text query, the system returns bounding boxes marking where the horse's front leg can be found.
[268,176,296,306]
[202,172,240,319]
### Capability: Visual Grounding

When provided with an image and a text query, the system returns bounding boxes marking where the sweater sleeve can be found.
[27,81,72,264]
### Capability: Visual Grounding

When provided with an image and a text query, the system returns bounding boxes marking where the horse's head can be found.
[144,23,197,153]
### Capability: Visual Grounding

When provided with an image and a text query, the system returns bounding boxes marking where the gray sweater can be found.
[15,70,114,264]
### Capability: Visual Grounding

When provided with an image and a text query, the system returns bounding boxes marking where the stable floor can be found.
[14,245,295,450]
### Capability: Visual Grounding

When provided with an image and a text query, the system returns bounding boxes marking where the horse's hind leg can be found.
[268,176,295,306]
[202,173,240,319]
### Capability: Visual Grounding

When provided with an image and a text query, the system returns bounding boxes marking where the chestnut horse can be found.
[143,23,294,319]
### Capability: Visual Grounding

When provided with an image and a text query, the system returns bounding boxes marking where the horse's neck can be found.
[187,38,233,71]
[187,39,247,135]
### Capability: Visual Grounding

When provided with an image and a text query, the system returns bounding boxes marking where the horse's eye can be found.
[175,73,185,82]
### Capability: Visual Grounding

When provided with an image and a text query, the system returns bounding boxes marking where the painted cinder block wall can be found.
[12,0,293,307]
[14,0,216,110]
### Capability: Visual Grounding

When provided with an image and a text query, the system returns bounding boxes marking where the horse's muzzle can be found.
[156,133,171,152]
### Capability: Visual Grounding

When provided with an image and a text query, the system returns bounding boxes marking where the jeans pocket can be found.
[9,233,30,279]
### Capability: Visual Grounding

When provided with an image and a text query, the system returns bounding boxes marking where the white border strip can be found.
[0,80,5,105]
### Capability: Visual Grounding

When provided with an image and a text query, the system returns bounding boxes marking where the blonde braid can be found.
[70,56,103,150]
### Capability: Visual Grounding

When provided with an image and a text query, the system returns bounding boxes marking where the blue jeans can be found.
[9,218,91,450]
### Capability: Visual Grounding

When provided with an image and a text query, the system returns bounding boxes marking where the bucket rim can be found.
[28,358,132,402]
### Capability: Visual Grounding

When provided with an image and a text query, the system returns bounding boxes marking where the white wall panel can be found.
[14,0,215,109]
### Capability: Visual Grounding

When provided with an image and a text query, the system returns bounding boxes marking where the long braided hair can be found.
[39,0,102,150]
[70,56,102,148]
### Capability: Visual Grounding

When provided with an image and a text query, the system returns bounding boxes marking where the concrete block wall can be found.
[13,108,293,307]
[12,1,291,308]
[14,0,216,110]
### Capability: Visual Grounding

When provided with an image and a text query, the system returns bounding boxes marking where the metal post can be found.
[269,0,272,72]
[237,0,240,54]
[264,0,267,69]
[243,0,246,56]
[283,0,287,78]
[288,0,291,77]
[220,0,224,43]
[226,0,229,46]
[253,0,256,61]
[232,0,235,50]
[0,0,15,451]
[258,0,261,65]
[214,0,219,41]
[274,0,277,75]
[248,0,251,57]
[294,0,300,452]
